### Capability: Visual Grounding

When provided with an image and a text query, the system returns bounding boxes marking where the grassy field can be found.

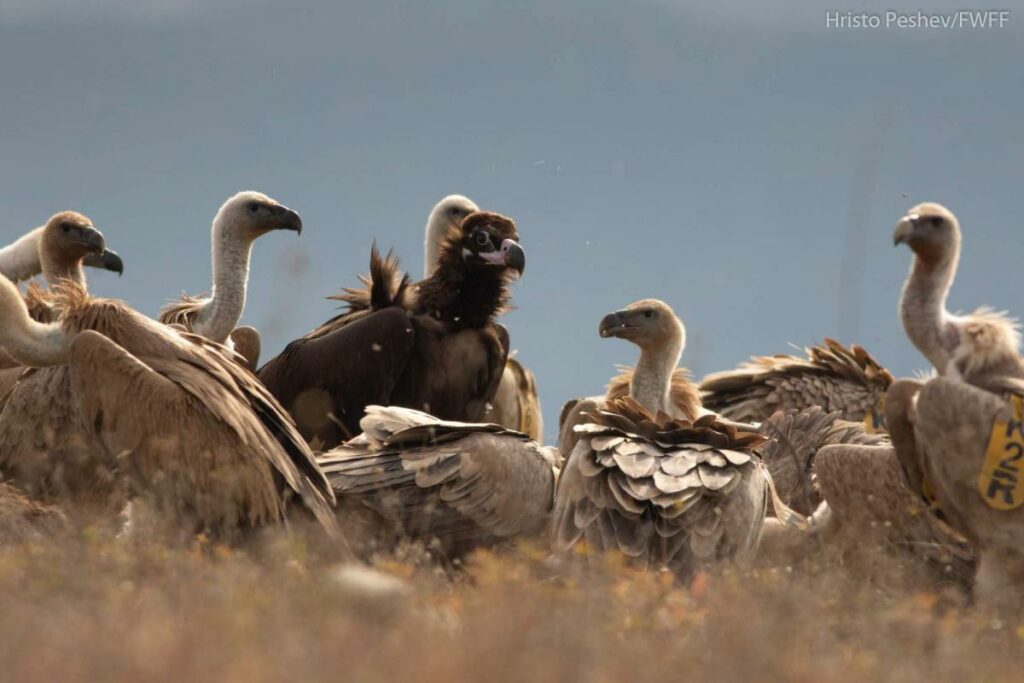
[0,520,1019,683]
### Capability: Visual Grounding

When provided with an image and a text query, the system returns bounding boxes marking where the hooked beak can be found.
[599,310,631,338]
[893,213,918,246]
[272,204,303,234]
[77,225,107,254]
[82,248,124,276]
[479,238,526,275]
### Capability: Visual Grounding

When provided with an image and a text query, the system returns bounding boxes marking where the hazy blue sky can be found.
[1,0,1021,441]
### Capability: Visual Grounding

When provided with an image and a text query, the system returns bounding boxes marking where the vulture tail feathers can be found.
[328,244,411,313]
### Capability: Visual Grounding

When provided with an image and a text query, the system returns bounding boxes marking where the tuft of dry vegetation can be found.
[0,522,1021,683]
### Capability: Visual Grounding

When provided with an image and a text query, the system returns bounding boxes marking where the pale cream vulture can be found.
[0,276,337,539]
[799,203,1017,590]
[553,299,774,579]
[159,191,302,370]
[317,405,557,557]
[422,194,544,441]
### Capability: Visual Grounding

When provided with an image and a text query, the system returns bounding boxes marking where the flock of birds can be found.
[0,193,1021,606]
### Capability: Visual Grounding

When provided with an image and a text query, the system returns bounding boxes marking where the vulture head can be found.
[599,299,685,353]
[425,194,479,277]
[456,211,526,276]
[215,191,303,243]
[431,195,478,238]
[41,211,123,276]
[893,202,961,267]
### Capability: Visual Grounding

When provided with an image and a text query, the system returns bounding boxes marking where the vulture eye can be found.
[474,231,490,247]
[644,310,654,318]
[61,223,71,233]
[248,202,260,213]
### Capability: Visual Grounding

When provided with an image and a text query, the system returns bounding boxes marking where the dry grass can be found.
[0,522,1021,683]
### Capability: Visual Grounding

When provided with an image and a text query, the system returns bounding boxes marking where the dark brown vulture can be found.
[699,338,894,432]
[421,194,544,442]
[258,210,525,449]
[159,191,302,370]
[317,405,557,557]
[0,276,337,539]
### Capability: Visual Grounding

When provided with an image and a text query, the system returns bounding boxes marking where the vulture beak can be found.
[503,239,526,275]
[77,225,107,254]
[82,248,124,276]
[479,238,526,275]
[893,214,918,246]
[272,204,303,234]
[599,310,631,338]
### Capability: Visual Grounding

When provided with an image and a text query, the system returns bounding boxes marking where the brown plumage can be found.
[484,356,544,442]
[0,278,337,538]
[700,338,894,430]
[754,406,888,517]
[258,211,525,449]
[813,436,975,589]
[606,365,701,423]
[551,397,769,580]
[318,405,557,557]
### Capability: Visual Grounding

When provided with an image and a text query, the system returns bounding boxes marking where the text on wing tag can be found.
[978,394,1024,510]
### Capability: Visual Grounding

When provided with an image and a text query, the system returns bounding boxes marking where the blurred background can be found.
[1,0,1020,442]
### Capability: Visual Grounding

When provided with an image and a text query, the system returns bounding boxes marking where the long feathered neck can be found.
[194,212,254,343]
[415,249,508,329]
[423,211,449,278]
[40,244,86,287]
[0,226,44,283]
[0,275,70,366]
[900,236,960,373]
[631,332,684,415]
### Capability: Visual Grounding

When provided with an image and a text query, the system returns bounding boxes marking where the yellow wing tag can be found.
[978,394,1024,510]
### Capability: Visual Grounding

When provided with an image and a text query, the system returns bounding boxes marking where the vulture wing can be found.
[814,440,975,588]
[68,325,338,536]
[700,339,893,429]
[551,399,769,580]
[318,406,556,555]
[0,365,118,507]
[229,325,261,371]
[258,307,417,447]
[486,356,545,442]
[908,378,1024,551]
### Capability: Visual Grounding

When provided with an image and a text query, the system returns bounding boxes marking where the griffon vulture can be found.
[159,191,302,370]
[422,195,544,441]
[0,212,123,284]
[259,210,525,449]
[700,338,894,432]
[0,276,337,538]
[0,212,124,378]
[317,405,557,557]
[552,300,774,579]
[893,202,1021,378]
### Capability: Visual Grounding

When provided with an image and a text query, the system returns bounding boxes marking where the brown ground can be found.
[0,521,1019,683]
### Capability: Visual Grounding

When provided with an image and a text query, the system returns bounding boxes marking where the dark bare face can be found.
[459,211,525,275]
[893,202,959,265]
[599,299,682,348]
